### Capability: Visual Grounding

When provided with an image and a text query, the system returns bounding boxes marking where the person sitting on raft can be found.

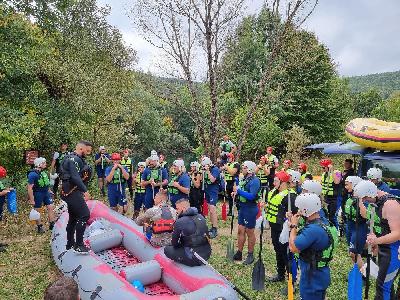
[135,192,176,247]
[164,198,211,267]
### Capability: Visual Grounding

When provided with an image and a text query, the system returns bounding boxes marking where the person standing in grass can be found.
[27,157,55,234]
[0,166,13,252]
[94,146,110,197]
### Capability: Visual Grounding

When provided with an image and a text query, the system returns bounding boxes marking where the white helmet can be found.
[34,157,46,168]
[242,161,257,173]
[138,162,146,168]
[190,161,200,169]
[301,180,322,196]
[367,167,382,181]
[345,176,362,188]
[173,159,185,171]
[295,193,321,217]
[149,154,159,162]
[201,156,212,166]
[353,180,378,199]
[150,150,157,156]
[288,170,301,183]
[29,208,41,221]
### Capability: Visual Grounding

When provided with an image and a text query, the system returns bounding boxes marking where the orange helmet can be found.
[319,158,332,168]
[298,163,307,172]
[227,153,234,160]
[0,166,6,178]
[111,153,121,160]
[275,171,291,183]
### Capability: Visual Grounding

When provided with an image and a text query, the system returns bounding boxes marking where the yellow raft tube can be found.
[345,118,400,151]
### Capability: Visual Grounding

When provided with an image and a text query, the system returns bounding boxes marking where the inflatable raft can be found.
[345,118,400,151]
[51,200,238,300]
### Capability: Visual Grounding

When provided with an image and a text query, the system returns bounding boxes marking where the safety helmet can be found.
[284,159,292,166]
[190,161,200,169]
[0,166,6,178]
[367,167,382,181]
[295,193,322,217]
[99,146,105,151]
[266,146,273,152]
[353,180,378,199]
[150,150,157,156]
[242,161,257,173]
[301,180,323,195]
[319,158,332,168]
[345,176,362,188]
[34,157,46,168]
[226,153,234,160]
[288,170,301,183]
[138,162,146,168]
[149,154,159,162]
[275,171,291,183]
[111,153,121,160]
[201,156,212,166]
[173,159,185,171]
[298,163,307,172]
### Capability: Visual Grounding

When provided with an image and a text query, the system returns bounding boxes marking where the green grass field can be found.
[0,197,377,300]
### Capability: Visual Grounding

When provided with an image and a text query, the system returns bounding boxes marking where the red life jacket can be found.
[152,205,175,234]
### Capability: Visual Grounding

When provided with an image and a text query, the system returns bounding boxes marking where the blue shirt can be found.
[377,181,391,193]
[169,172,191,204]
[28,170,49,193]
[142,167,168,193]
[105,166,128,194]
[204,166,221,197]
[95,153,110,173]
[295,218,331,293]
[237,174,261,205]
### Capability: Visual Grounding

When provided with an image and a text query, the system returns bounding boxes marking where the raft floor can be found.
[97,246,176,296]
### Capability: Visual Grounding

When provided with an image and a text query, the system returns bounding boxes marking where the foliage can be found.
[351,88,383,118]
[372,91,400,122]
[284,125,311,162]
[347,70,400,99]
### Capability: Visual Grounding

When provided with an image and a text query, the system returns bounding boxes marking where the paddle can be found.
[252,189,266,290]
[365,203,376,300]
[222,181,227,221]
[287,191,294,300]
[192,251,251,300]
[348,197,362,300]
[226,192,236,261]
[201,171,208,217]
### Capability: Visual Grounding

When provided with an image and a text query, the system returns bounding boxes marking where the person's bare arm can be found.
[105,166,116,183]
[50,159,56,174]
[27,184,35,205]
[378,200,400,245]
[359,200,367,219]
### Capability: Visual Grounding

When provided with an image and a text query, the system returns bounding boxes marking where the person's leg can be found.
[237,225,246,252]
[52,177,60,199]
[64,196,77,249]
[246,228,256,253]
[74,196,90,247]
[0,196,5,221]
[119,194,128,215]
[375,245,400,300]
[108,192,118,211]
[207,193,218,236]
[33,192,44,232]
[144,192,154,210]
[269,224,286,280]
[127,177,134,200]
[164,246,200,267]
[327,197,337,228]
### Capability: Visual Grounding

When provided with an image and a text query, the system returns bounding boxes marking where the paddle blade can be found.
[348,264,363,300]
[226,240,235,261]
[288,273,294,300]
[202,197,208,217]
[222,202,227,221]
[251,259,265,291]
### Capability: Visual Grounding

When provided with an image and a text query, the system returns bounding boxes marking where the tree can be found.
[130,0,245,159]
[372,91,400,123]
[351,88,383,118]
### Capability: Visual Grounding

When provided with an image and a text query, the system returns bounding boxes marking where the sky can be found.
[98,0,400,77]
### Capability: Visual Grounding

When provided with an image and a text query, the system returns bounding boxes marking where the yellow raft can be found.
[345,118,400,151]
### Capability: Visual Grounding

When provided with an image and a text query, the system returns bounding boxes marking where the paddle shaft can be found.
[192,251,251,300]
[365,204,376,299]
[287,191,294,299]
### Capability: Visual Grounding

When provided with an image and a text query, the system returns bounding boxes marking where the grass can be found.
[0,194,378,300]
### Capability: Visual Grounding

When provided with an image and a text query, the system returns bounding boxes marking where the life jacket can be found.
[266,188,289,224]
[0,180,5,192]
[267,154,277,166]
[224,162,238,182]
[152,205,175,234]
[190,171,200,189]
[110,168,126,184]
[182,214,210,248]
[344,195,366,223]
[367,194,400,238]
[301,172,312,181]
[135,172,145,193]
[167,174,180,195]
[257,166,269,185]
[321,172,334,196]
[160,161,167,169]
[28,169,50,189]
[299,219,338,269]
[121,157,133,174]
[238,175,259,204]
[146,167,162,183]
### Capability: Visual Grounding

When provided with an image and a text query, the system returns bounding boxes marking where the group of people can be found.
[1,135,400,300]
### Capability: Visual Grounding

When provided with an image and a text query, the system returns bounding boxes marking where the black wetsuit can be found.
[164,207,211,267]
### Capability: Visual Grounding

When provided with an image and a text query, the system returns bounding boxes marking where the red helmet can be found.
[284,159,292,166]
[298,163,307,172]
[0,166,6,178]
[319,158,332,168]
[227,153,234,160]
[111,153,121,160]
[266,147,273,153]
[275,171,291,183]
